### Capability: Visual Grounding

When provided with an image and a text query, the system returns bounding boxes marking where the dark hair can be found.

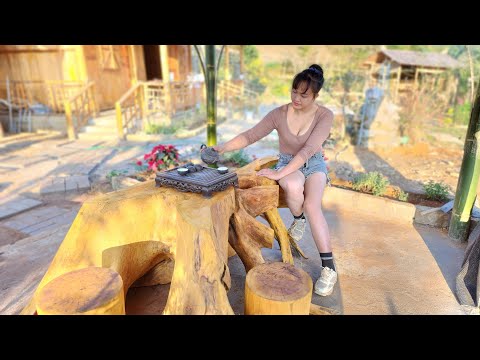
[292,64,324,96]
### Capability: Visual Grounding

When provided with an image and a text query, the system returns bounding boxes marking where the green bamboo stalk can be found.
[205,45,217,147]
[448,81,480,242]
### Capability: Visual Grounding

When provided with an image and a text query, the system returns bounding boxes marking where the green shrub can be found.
[423,181,450,202]
[453,102,472,125]
[144,123,179,135]
[397,189,408,202]
[352,171,389,196]
[224,150,252,167]
[106,169,128,181]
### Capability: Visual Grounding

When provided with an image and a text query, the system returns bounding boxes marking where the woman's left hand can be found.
[256,168,282,181]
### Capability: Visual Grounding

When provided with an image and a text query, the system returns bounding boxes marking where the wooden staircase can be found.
[77,110,119,141]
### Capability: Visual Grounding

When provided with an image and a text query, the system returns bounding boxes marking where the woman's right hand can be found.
[213,144,225,154]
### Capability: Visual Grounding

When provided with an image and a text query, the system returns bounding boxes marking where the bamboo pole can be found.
[448,82,480,242]
[205,45,217,146]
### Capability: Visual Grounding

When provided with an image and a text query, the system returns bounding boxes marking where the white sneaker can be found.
[314,266,338,296]
[287,217,306,242]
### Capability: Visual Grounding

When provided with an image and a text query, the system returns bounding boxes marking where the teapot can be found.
[200,144,220,165]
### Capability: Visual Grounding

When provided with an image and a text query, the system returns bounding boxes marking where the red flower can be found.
[142,144,180,172]
[136,160,142,166]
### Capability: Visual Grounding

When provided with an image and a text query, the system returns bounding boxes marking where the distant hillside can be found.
[256,45,331,64]
[255,45,379,69]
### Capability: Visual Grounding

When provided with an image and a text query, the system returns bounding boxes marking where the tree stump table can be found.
[22,156,309,315]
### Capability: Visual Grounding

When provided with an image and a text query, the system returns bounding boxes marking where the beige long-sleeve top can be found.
[240,103,334,162]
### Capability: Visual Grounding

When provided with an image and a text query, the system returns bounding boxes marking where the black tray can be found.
[155,165,238,198]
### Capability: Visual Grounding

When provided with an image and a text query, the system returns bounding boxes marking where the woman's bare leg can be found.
[278,170,305,216]
[303,172,330,252]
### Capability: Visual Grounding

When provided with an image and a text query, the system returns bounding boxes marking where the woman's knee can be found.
[282,180,304,196]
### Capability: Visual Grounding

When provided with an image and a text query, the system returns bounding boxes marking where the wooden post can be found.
[381,61,388,89]
[76,46,88,82]
[245,262,312,315]
[115,101,125,140]
[414,67,419,90]
[64,101,77,140]
[128,45,138,86]
[88,84,95,118]
[139,82,146,120]
[395,66,401,102]
[93,83,99,116]
[160,45,171,115]
[6,76,13,132]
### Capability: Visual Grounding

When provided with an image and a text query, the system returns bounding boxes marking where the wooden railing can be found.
[115,80,204,139]
[115,82,146,139]
[169,81,204,114]
[0,80,87,113]
[217,80,259,103]
[64,82,98,140]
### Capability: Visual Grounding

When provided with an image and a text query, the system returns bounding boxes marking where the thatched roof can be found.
[367,49,462,69]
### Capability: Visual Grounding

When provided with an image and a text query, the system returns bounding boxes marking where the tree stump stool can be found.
[244,262,312,315]
[35,267,125,315]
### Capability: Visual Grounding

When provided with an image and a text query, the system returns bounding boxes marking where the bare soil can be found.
[325,141,462,208]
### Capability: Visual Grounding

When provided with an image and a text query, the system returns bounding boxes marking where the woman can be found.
[214,64,336,296]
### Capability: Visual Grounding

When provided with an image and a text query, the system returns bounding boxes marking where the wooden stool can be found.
[245,262,312,315]
[36,267,125,315]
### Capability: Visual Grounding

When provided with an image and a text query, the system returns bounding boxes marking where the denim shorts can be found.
[274,152,331,185]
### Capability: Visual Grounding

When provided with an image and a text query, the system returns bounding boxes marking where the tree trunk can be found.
[234,156,308,259]
[36,267,125,315]
[22,181,237,315]
[245,262,312,315]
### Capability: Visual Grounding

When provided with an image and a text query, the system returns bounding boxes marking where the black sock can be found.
[320,252,335,271]
[293,212,305,220]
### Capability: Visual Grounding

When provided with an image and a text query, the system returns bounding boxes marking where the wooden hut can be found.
[363,49,462,102]
[0,45,193,111]
[0,45,250,138]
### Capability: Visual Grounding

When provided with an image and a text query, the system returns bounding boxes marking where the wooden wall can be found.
[0,45,87,107]
[168,45,192,81]
[133,45,147,81]
[82,45,133,110]
[0,45,86,82]
[0,45,193,111]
